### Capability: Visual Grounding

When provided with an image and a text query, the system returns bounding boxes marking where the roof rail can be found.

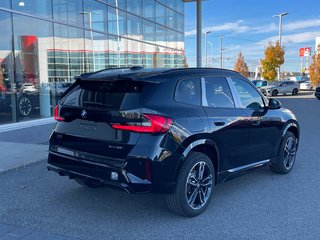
[161,67,240,75]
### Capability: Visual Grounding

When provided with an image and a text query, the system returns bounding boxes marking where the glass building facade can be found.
[0,0,185,125]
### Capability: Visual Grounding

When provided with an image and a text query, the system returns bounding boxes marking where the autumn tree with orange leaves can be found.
[234,52,249,77]
[261,41,285,81]
[309,48,320,87]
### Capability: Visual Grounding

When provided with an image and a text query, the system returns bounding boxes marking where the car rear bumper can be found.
[47,146,175,194]
[47,148,153,193]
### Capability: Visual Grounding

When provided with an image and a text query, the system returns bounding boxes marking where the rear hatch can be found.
[52,78,159,160]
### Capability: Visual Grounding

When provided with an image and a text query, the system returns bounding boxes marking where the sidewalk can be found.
[0,123,54,173]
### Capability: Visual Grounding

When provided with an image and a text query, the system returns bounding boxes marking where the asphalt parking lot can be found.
[0,92,319,240]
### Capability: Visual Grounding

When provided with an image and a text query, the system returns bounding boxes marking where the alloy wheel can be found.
[19,97,32,116]
[283,136,296,170]
[185,161,213,210]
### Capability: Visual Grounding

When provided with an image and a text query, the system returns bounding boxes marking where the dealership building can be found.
[0,0,185,126]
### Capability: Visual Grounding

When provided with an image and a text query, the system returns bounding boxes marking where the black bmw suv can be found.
[48,67,299,217]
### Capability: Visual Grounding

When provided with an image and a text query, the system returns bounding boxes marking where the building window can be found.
[12,0,53,19]
[156,2,166,26]
[83,1,108,33]
[53,0,83,27]
[13,14,54,120]
[126,0,141,15]
[0,1,10,8]
[107,6,127,36]
[0,11,15,124]
[0,0,185,125]
[143,0,155,21]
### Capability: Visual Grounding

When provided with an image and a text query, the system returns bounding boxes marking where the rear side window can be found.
[204,77,234,108]
[61,80,155,110]
[174,78,201,106]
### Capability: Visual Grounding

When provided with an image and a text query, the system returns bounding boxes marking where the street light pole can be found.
[182,0,203,68]
[221,48,227,68]
[220,36,223,68]
[273,12,288,80]
[205,31,211,67]
[196,0,202,67]
[207,41,213,67]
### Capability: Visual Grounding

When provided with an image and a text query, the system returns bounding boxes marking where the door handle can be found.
[214,121,225,126]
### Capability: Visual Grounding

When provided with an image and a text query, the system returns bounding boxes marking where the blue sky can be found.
[184,0,320,73]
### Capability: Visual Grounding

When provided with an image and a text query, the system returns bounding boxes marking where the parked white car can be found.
[260,81,300,96]
[299,81,313,91]
[20,83,38,94]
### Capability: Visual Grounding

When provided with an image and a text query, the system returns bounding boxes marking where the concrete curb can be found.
[0,118,55,133]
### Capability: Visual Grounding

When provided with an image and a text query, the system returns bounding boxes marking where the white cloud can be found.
[185,20,251,36]
[284,18,320,31]
[257,31,320,46]
[251,18,320,34]
[253,23,278,34]
[185,18,320,37]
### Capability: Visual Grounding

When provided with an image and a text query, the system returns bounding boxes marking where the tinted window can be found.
[232,78,264,109]
[61,80,155,110]
[175,78,201,106]
[204,77,234,108]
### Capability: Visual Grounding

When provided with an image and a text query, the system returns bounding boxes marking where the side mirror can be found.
[268,98,281,109]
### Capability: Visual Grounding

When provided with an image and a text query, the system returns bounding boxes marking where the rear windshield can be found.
[60,80,156,110]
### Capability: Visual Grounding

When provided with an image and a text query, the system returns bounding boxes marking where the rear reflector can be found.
[54,105,65,122]
[111,114,172,134]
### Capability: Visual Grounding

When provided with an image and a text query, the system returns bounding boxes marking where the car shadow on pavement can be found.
[50,163,277,219]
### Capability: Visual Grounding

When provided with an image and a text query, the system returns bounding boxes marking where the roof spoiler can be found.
[73,66,161,84]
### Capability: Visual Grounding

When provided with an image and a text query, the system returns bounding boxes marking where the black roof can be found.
[77,66,243,83]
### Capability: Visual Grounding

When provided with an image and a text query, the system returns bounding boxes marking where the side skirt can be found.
[216,159,273,184]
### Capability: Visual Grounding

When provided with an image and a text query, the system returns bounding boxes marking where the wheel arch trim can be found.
[282,121,299,138]
[182,139,219,159]
[173,139,220,185]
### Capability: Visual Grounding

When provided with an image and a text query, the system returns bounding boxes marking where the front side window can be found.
[204,77,234,108]
[232,78,264,109]
[175,78,201,106]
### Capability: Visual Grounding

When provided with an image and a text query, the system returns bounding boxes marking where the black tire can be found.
[272,90,278,96]
[74,178,102,188]
[18,96,32,116]
[292,88,298,95]
[270,131,297,174]
[166,152,215,217]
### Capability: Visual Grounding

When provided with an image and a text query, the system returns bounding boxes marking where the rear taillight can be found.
[111,114,172,134]
[54,105,65,122]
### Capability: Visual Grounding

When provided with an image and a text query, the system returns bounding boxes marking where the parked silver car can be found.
[260,81,300,96]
